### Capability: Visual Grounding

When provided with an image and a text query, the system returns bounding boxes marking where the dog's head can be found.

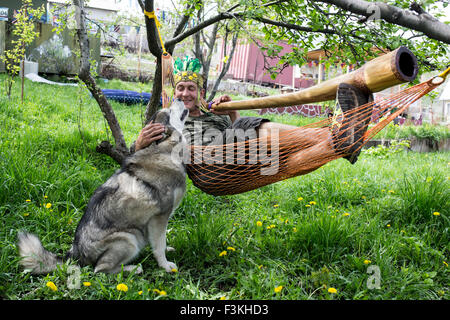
[148,99,189,145]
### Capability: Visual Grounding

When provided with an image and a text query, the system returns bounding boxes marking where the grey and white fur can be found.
[18,99,189,274]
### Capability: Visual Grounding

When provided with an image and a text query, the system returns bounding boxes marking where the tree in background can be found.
[1,0,45,100]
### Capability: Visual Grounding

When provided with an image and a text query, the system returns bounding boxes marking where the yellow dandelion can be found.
[327,287,337,294]
[433,212,440,216]
[182,71,187,76]
[188,75,193,80]
[297,197,303,201]
[256,221,263,227]
[46,281,57,292]
[220,296,227,300]
[274,286,283,293]
[258,265,263,269]
[116,283,128,292]
[44,195,48,199]
[227,246,236,252]
[193,73,198,78]
[443,261,448,267]
[342,213,350,217]
[305,204,311,208]
[219,250,227,257]
[387,224,391,228]
[25,199,31,202]
[83,282,91,287]
[138,291,143,295]
[159,290,167,296]
[45,203,52,209]
[273,204,279,208]
[171,268,178,273]
[363,260,371,265]
[152,288,160,294]
[309,201,316,205]
[388,190,395,194]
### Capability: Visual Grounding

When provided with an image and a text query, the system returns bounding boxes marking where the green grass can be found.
[372,122,450,142]
[0,75,448,300]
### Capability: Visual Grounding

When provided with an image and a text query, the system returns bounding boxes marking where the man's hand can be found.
[210,95,240,123]
[135,121,165,151]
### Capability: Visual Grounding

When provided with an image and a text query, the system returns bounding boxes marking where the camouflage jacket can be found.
[183,112,232,146]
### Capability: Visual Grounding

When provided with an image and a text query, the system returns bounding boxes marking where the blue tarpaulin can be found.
[101,89,155,105]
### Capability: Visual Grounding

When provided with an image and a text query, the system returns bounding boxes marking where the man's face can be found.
[174,81,200,112]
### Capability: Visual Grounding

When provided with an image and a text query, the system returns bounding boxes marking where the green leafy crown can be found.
[174,56,202,74]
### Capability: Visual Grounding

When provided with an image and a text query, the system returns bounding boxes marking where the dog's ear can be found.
[145,110,159,126]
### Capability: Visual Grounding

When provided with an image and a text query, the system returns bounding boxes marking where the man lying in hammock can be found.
[133,57,372,195]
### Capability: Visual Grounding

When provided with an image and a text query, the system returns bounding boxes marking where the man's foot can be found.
[331,83,372,164]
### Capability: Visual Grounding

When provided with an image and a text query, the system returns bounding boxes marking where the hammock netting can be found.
[184,78,440,196]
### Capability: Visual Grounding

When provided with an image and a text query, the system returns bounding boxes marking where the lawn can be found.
[0,76,448,300]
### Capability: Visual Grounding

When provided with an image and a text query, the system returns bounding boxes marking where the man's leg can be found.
[258,121,328,145]
[331,83,372,163]
[257,121,337,176]
[255,83,372,173]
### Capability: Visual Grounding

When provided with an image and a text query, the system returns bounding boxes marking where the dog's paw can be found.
[161,261,178,273]
[166,246,176,252]
[123,264,143,274]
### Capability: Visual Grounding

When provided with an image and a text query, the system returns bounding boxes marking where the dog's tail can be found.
[17,232,64,274]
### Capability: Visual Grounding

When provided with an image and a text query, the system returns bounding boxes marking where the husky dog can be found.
[18,99,189,274]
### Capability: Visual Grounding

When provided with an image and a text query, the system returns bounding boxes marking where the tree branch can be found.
[314,0,450,44]
[165,11,234,48]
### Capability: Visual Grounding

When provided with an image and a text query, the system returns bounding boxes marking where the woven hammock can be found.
[161,48,448,196]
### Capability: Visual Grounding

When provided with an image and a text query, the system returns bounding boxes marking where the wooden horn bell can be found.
[212,46,418,111]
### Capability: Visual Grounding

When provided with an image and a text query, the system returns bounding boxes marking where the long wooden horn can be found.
[212,46,418,111]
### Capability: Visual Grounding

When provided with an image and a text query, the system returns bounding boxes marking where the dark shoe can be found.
[344,92,374,164]
[331,83,371,163]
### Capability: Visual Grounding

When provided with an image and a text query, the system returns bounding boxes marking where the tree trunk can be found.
[143,0,164,123]
[73,0,129,164]
[193,14,219,92]
[207,30,239,101]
